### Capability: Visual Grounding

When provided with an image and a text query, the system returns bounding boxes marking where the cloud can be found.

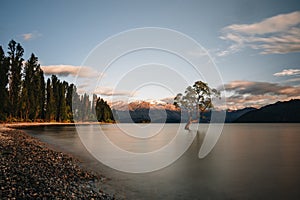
[21,31,42,41]
[284,77,300,83]
[224,11,300,34]
[187,50,208,57]
[219,11,300,56]
[224,80,300,96]
[274,69,300,76]
[78,83,90,89]
[93,87,135,97]
[160,97,175,104]
[22,33,33,41]
[222,80,300,109]
[41,65,102,78]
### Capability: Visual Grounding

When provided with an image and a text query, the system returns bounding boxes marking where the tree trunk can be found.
[185,116,193,130]
[185,110,200,130]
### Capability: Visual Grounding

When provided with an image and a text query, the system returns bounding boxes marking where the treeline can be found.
[0,40,114,123]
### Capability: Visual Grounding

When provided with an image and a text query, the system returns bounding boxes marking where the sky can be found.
[1,0,300,109]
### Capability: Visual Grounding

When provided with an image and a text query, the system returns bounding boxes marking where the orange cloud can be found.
[22,33,33,41]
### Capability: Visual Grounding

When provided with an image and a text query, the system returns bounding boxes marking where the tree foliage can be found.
[0,46,9,120]
[21,53,45,121]
[0,40,114,123]
[95,98,114,122]
[174,81,220,130]
[8,40,24,118]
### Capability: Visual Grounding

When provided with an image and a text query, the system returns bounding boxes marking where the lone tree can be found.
[174,81,220,130]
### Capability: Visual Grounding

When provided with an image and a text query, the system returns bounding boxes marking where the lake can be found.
[24,124,300,199]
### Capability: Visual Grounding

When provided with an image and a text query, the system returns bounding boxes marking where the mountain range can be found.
[110,100,181,123]
[234,99,300,123]
[110,99,300,123]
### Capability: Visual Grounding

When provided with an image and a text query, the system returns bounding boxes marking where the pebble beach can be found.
[0,125,114,199]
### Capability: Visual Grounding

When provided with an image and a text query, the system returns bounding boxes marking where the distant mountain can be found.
[110,100,178,111]
[235,99,300,123]
[111,100,181,123]
[225,107,257,122]
[199,107,256,123]
[110,100,256,123]
[114,109,182,123]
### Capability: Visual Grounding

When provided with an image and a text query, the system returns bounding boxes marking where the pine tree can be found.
[21,54,45,121]
[0,46,9,121]
[22,54,36,120]
[66,83,75,121]
[1,40,116,123]
[81,94,90,121]
[51,75,60,121]
[7,40,24,118]
[45,78,55,121]
[91,94,97,116]
[71,86,81,122]
[38,68,45,120]
[59,81,68,122]
[32,59,45,120]
[95,97,114,122]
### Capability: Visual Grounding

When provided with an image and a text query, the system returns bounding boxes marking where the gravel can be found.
[0,128,115,199]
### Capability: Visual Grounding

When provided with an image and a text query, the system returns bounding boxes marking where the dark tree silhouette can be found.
[21,53,45,121]
[66,83,75,121]
[0,46,9,121]
[7,40,24,118]
[95,98,114,122]
[46,78,55,121]
[0,40,114,123]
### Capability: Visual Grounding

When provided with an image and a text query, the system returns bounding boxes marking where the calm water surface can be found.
[24,124,300,199]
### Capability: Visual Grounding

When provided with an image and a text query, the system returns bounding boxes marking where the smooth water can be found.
[24,124,300,199]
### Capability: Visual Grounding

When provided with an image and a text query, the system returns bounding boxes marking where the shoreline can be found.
[2,122,114,129]
[0,125,115,199]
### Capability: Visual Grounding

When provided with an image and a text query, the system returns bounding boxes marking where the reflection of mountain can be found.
[110,100,256,123]
[235,99,300,123]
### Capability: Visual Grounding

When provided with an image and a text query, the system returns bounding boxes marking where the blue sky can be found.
[1,0,300,109]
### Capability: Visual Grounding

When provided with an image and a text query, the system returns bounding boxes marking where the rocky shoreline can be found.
[0,127,114,199]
